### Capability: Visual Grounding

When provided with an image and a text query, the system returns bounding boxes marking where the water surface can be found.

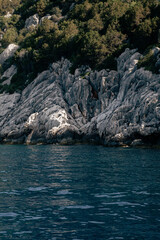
[0,145,159,239]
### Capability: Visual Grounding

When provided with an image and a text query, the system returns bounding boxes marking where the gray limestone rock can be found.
[0,49,160,146]
[25,14,39,29]
[1,65,17,85]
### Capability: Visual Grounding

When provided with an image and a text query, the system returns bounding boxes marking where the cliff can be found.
[0,48,160,146]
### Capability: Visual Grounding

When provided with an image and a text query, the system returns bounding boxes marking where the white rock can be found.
[48,108,70,135]
[40,15,51,25]
[4,12,12,18]
[0,44,19,65]
[25,112,39,129]
[25,14,39,29]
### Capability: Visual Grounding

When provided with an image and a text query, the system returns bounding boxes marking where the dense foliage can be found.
[0,0,160,92]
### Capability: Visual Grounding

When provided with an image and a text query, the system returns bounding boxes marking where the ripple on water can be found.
[27,187,47,192]
[102,201,143,207]
[0,212,19,217]
[56,190,73,195]
[88,221,105,224]
[60,205,95,210]
[0,190,20,195]
[95,192,127,198]
[14,231,32,235]
[132,191,150,195]
[24,216,46,221]
[108,238,124,240]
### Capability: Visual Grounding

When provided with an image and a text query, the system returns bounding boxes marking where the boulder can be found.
[0,44,19,65]
[25,14,39,29]
[40,14,52,25]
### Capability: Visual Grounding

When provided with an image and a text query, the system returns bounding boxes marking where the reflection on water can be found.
[0,145,160,240]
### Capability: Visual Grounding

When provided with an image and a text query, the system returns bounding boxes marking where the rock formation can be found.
[25,14,39,29]
[0,48,160,146]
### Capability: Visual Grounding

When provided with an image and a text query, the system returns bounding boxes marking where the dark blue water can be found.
[0,145,159,240]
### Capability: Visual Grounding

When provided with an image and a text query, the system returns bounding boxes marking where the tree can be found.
[87,14,104,31]
[105,24,126,53]
[133,17,159,49]
[2,27,18,47]
[70,0,92,21]
[78,30,108,67]
[36,0,48,16]
[39,19,55,34]
[0,0,20,14]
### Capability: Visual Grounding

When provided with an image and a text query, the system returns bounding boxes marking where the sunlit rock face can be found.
[25,14,39,29]
[40,14,52,24]
[25,14,54,29]
[0,49,160,146]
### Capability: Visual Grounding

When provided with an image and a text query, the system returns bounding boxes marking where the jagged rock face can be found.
[0,49,160,145]
[0,44,19,65]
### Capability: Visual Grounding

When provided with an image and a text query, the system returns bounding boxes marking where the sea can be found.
[0,144,159,240]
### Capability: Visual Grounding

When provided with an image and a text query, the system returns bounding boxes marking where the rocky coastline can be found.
[0,48,160,146]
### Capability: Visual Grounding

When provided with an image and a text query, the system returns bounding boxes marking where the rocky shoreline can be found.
[0,48,160,146]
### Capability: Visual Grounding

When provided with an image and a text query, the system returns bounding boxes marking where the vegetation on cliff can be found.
[0,0,160,93]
